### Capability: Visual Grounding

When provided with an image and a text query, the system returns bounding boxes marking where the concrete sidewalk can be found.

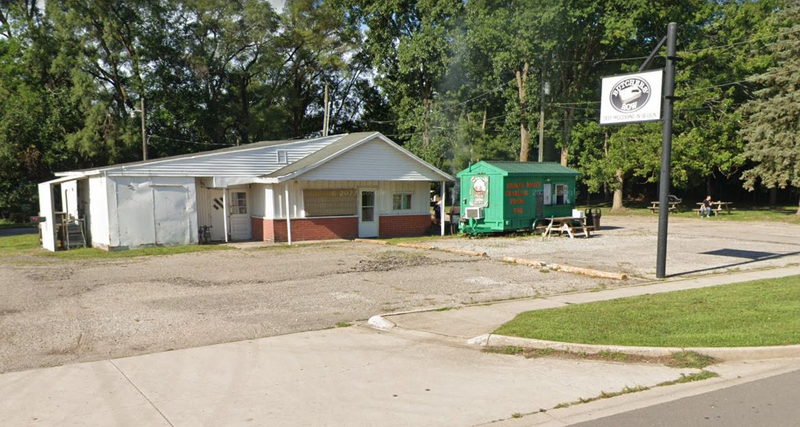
[0,326,695,426]
[380,265,800,340]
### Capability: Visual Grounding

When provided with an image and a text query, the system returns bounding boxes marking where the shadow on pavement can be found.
[671,249,800,278]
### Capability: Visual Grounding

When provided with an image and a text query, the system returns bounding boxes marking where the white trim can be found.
[222,189,229,243]
[285,184,292,244]
[440,182,445,236]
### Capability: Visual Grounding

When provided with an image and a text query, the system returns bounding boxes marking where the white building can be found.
[38,132,453,251]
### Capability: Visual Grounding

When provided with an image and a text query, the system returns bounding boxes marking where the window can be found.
[276,150,288,164]
[304,189,357,217]
[555,184,568,205]
[392,193,412,210]
[232,192,247,214]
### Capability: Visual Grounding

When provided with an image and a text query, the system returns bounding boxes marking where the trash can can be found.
[590,208,601,229]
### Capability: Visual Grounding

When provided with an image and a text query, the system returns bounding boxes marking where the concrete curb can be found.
[367,315,396,330]
[501,256,628,280]
[469,333,800,361]
[353,238,389,245]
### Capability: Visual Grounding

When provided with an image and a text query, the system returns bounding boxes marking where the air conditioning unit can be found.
[464,207,484,219]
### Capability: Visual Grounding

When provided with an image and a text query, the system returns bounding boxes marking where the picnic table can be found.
[536,216,593,239]
[649,200,680,213]
[695,201,734,215]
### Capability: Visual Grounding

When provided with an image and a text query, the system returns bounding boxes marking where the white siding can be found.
[265,180,431,220]
[378,181,430,216]
[88,177,110,247]
[298,139,445,181]
[250,184,267,217]
[38,182,56,251]
[103,136,340,177]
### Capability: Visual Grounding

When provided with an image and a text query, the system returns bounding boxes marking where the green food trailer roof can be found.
[457,161,580,177]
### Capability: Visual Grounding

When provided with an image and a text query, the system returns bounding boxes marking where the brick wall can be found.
[251,214,430,241]
[379,214,432,238]
[253,217,358,242]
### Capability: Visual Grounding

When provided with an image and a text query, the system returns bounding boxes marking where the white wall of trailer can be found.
[107,176,198,249]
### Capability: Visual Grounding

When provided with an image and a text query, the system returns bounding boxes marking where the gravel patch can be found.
[0,243,610,373]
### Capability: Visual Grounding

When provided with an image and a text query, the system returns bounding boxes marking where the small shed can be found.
[456,161,580,234]
[38,132,453,251]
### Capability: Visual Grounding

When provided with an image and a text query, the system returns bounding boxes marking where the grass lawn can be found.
[0,233,231,259]
[495,275,800,347]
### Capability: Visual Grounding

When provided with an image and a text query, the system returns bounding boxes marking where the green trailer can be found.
[456,161,580,234]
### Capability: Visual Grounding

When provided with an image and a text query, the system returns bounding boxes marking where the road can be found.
[574,368,800,427]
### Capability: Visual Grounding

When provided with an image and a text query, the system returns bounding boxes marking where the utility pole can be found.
[140,98,147,161]
[655,22,678,279]
[323,83,329,137]
[538,74,549,162]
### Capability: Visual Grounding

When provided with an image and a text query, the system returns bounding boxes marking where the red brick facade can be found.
[251,214,431,242]
[252,216,358,242]
[379,214,432,238]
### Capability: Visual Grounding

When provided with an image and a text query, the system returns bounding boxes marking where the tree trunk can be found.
[769,187,777,206]
[611,169,624,211]
[481,109,487,133]
[560,107,574,166]
[706,177,713,198]
[796,194,800,215]
[422,97,432,146]
[238,75,250,145]
[516,63,531,161]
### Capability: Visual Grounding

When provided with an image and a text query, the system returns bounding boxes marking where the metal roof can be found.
[458,161,580,176]
[54,132,453,182]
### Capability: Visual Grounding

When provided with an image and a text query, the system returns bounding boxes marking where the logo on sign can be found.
[610,77,652,113]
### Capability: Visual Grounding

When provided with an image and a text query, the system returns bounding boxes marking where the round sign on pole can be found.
[600,69,663,125]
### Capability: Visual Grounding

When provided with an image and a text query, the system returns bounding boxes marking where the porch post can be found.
[222,188,229,243]
[440,181,446,236]
[285,183,292,245]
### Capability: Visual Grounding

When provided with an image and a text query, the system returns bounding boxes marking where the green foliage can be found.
[739,2,800,212]
[0,0,797,217]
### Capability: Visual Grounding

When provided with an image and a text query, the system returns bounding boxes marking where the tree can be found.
[739,2,800,214]
[347,0,463,167]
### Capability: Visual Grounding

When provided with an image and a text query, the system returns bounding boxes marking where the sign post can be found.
[655,22,678,279]
[600,22,677,279]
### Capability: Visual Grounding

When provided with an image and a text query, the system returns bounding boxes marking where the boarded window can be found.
[392,193,412,210]
[304,189,357,217]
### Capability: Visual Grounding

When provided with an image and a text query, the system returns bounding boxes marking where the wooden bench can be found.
[649,201,679,213]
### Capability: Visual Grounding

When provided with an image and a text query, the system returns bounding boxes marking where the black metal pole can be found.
[656,22,677,279]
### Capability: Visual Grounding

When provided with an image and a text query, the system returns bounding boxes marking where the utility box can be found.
[456,161,580,234]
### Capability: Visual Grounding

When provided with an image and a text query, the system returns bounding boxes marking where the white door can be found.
[208,189,225,241]
[358,189,378,238]
[153,186,191,245]
[229,190,252,241]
